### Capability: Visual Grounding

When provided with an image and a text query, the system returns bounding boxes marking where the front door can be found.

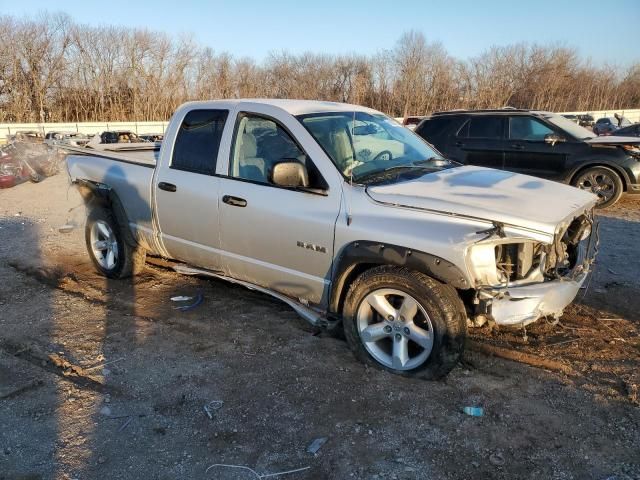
[217,110,341,306]
[503,116,572,180]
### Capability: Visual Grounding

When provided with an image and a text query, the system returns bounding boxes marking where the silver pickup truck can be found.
[66,99,598,378]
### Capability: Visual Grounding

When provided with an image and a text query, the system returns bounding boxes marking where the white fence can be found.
[2,108,639,144]
[0,121,169,144]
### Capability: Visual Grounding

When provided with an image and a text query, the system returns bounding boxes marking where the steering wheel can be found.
[373,150,392,162]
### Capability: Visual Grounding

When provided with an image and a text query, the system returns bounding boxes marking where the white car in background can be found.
[45,132,90,147]
[352,119,405,164]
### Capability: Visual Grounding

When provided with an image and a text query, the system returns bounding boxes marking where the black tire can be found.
[85,207,146,279]
[342,266,466,379]
[572,166,624,208]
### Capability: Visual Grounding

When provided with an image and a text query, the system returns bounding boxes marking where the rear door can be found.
[154,108,229,269]
[450,115,507,169]
[503,116,573,180]
[216,107,342,306]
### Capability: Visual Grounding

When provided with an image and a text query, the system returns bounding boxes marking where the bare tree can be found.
[0,12,637,122]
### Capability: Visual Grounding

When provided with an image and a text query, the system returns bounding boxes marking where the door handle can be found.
[158,182,177,192]
[455,141,464,147]
[510,144,524,150]
[222,195,247,207]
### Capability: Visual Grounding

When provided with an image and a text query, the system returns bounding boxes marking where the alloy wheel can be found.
[576,170,617,204]
[90,220,118,270]
[356,288,434,370]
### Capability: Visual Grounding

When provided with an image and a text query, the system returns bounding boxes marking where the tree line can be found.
[1,13,638,123]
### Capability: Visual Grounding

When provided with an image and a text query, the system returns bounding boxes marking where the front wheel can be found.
[572,166,623,208]
[85,207,146,278]
[342,266,466,379]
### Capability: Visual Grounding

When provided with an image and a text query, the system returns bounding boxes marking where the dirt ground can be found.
[1,173,639,480]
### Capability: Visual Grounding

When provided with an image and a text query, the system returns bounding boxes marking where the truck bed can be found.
[65,146,157,250]
[62,144,159,166]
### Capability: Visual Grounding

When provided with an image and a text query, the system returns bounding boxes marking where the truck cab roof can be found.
[178,99,380,117]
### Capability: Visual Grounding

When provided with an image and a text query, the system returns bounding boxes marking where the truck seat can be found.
[237,132,266,182]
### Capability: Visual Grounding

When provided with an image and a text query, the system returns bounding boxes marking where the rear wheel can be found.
[85,207,146,278]
[342,266,466,379]
[572,166,623,208]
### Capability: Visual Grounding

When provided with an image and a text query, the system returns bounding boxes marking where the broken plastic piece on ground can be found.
[173,292,203,311]
[463,406,484,417]
[306,437,328,454]
[170,295,193,302]
[203,400,223,419]
[489,452,505,466]
[118,417,133,432]
[205,463,310,478]
[58,223,78,234]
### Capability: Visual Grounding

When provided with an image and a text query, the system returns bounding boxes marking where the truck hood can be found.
[366,166,597,235]
[585,135,640,145]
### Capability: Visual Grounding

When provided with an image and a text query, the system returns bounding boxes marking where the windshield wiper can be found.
[354,165,432,183]
[412,156,445,165]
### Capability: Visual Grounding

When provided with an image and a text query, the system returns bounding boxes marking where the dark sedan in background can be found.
[415,109,640,207]
[593,116,632,136]
[614,123,640,137]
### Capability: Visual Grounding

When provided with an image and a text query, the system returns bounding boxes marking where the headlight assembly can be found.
[467,240,546,287]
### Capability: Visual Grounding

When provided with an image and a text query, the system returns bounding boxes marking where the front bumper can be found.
[481,218,598,327]
[488,273,586,326]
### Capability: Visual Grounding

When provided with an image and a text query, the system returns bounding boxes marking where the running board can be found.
[172,264,337,328]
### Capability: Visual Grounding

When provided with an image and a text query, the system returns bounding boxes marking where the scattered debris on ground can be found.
[1,174,639,479]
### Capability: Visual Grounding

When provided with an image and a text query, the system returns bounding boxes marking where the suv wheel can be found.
[573,166,623,208]
[85,207,146,278]
[342,266,466,379]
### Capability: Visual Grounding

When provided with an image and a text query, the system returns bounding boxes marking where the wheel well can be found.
[570,164,627,192]
[74,179,138,247]
[334,262,377,315]
[329,241,471,316]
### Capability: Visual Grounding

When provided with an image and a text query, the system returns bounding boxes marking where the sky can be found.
[1,0,638,66]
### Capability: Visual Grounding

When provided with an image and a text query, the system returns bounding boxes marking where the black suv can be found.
[415,109,640,207]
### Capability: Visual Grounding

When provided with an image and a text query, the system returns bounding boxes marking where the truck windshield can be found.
[297,111,444,182]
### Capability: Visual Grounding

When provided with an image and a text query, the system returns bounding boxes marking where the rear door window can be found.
[172,109,229,175]
[457,116,505,139]
[415,117,459,139]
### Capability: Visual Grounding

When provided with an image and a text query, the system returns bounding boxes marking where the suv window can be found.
[415,117,459,140]
[509,117,554,141]
[230,113,325,188]
[172,109,229,175]
[458,116,504,139]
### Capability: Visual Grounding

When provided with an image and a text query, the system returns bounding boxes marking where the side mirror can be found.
[544,133,565,146]
[271,160,309,188]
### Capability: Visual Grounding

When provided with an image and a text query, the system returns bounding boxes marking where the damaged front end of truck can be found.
[467,211,599,327]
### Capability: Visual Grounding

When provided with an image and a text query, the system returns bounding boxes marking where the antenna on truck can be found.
[347,110,356,226]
